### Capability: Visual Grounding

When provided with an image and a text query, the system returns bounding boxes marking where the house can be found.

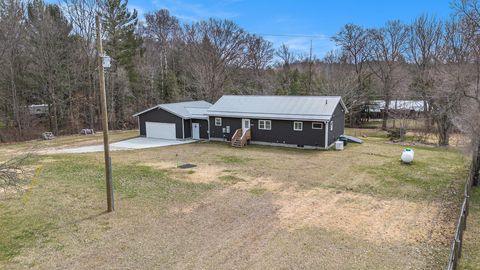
[133,95,347,149]
[133,101,212,140]
[206,95,347,149]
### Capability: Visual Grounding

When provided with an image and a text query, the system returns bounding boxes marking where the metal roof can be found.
[133,100,212,119]
[368,100,428,112]
[206,95,347,121]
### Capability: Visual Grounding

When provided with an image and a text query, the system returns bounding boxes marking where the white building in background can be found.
[368,100,429,113]
[28,104,49,115]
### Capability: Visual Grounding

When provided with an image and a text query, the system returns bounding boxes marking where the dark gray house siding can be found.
[183,119,191,138]
[192,119,209,139]
[209,116,242,140]
[138,108,184,138]
[327,103,345,146]
[209,116,327,147]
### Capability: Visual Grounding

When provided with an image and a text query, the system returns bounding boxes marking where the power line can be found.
[254,33,331,40]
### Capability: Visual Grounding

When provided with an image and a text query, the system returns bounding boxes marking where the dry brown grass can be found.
[0,129,468,269]
[0,130,137,161]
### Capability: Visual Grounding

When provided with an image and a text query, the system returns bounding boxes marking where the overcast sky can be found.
[121,0,453,58]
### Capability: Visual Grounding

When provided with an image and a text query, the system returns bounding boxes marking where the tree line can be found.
[0,0,479,181]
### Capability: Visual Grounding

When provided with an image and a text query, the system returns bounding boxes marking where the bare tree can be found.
[244,35,274,93]
[407,15,443,130]
[27,1,75,135]
[62,0,98,129]
[366,20,410,130]
[184,19,249,101]
[453,0,480,184]
[332,24,371,126]
[274,44,298,95]
[0,0,27,135]
[321,50,360,115]
[144,9,182,101]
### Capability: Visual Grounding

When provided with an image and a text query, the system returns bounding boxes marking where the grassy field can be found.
[0,128,469,269]
[458,187,480,270]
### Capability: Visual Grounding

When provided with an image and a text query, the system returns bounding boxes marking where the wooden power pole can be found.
[95,14,114,212]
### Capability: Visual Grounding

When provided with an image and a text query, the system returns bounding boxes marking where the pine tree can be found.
[99,0,142,128]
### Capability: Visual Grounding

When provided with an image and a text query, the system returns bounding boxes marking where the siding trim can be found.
[324,121,329,149]
[137,116,140,133]
[182,119,185,140]
[207,118,211,140]
[207,114,330,122]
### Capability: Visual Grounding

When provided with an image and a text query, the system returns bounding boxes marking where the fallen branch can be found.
[0,155,30,192]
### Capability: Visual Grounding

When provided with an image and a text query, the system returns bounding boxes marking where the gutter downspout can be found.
[182,118,185,140]
[324,120,329,149]
[137,116,140,136]
[207,117,211,140]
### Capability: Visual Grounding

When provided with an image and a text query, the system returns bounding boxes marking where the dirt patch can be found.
[274,188,449,245]
[144,161,226,184]
[142,158,454,246]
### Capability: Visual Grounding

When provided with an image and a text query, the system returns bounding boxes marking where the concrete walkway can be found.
[51,137,195,154]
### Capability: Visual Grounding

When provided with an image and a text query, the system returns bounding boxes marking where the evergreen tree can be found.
[99,0,142,128]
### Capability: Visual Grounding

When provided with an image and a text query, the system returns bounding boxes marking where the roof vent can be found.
[325,100,328,104]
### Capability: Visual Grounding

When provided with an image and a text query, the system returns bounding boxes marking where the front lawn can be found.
[0,128,469,269]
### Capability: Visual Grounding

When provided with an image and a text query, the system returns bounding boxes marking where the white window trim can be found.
[312,122,324,129]
[258,120,271,130]
[293,121,303,131]
[215,117,222,126]
[330,121,334,131]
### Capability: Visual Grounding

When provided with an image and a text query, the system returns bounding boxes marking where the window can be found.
[330,121,334,131]
[258,120,271,130]
[293,121,303,131]
[312,122,324,129]
[215,117,222,126]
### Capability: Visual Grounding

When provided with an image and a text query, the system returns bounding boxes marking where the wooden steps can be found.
[231,128,251,148]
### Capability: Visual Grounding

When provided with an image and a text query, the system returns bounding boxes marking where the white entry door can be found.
[242,119,250,133]
[192,123,200,140]
[145,122,176,140]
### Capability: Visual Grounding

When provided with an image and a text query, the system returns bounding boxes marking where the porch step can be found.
[232,139,243,147]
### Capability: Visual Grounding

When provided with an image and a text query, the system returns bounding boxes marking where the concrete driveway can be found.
[51,137,195,154]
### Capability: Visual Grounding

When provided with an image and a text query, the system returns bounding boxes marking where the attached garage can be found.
[145,122,176,139]
[133,101,212,140]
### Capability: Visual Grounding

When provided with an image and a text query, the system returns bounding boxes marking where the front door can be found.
[192,123,200,140]
[242,119,250,133]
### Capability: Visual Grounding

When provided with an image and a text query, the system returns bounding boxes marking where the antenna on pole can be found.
[95,14,114,212]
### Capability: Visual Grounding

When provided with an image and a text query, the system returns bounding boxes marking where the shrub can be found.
[387,128,406,141]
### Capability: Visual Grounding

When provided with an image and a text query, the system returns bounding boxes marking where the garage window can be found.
[293,121,303,131]
[258,120,271,130]
[330,121,334,131]
[215,117,222,126]
[312,122,324,129]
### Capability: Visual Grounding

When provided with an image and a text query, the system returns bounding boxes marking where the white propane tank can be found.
[401,148,414,164]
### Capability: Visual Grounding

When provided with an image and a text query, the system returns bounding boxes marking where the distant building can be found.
[365,100,429,119]
[368,100,428,112]
[28,104,49,115]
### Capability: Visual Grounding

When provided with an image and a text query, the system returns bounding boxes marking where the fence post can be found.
[447,175,474,270]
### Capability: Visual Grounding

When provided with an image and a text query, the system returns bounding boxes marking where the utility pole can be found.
[95,14,114,212]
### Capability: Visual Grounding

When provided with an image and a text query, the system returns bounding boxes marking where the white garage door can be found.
[145,122,176,140]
